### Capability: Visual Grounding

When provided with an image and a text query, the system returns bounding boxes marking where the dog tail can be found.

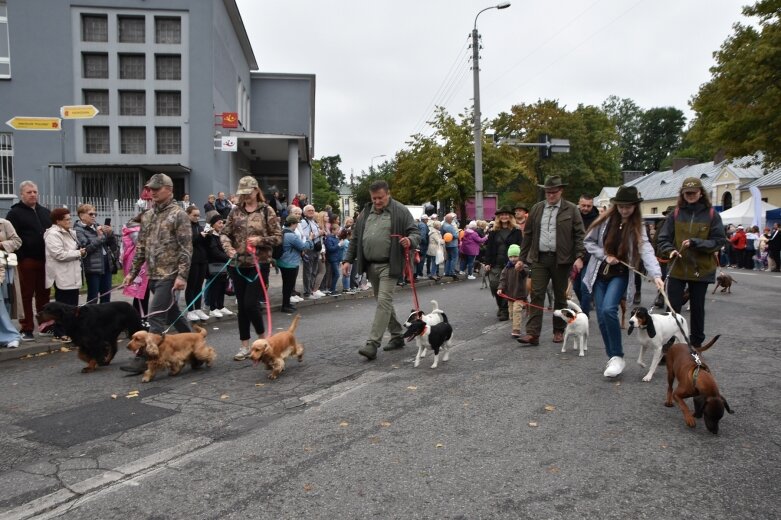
[192,324,207,337]
[566,300,583,314]
[438,311,449,324]
[430,300,439,311]
[696,335,720,353]
[661,336,676,353]
[288,314,302,333]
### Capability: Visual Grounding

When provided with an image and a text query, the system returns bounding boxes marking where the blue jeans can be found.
[460,255,477,276]
[85,256,113,303]
[592,273,629,359]
[445,247,458,275]
[328,260,341,293]
[427,255,439,277]
[572,263,591,314]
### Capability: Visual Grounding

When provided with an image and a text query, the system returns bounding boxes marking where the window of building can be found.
[119,53,145,80]
[155,90,180,116]
[120,127,146,154]
[119,90,145,116]
[155,54,180,80]
[84,126,110,154]
[80,170,139,202]
[156,127,180,154]
[651,207,657,215]
[155,17,181,44]
[0,2,10,78]
[0,133,13,195]
[81,14,108,42]
[118,16,145,43]
[82,53,108,79]
[83,89,109,115]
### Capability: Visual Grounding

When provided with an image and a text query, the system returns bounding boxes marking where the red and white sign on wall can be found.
[221,112,239,128]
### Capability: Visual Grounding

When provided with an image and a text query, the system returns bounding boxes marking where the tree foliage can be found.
[637,107,686,172]
[601,95,643,171]
[311,167,340,213]
[689,0,781,167]
[351,160,395,215]
[313,155,346,192]
[492,100,622,204]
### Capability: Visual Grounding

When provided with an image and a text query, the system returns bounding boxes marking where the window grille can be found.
[119,53,145,80]
[84,126,110,154]
[83,53,108,79]
[0,133,13,195]
[83,90,109,115]
[156,127,181,155]
[155,91,181,116]
[81,14,108,42]
[155,54,180,80]
[118,16,145,43]
[0,2,10,78]
[119,90,145,116]
[155,17,181,44]
[120,127,146,154]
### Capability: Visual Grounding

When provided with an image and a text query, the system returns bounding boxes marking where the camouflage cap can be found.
[681,177,703,191]
[145,173,173,189]
[236,176,259,195]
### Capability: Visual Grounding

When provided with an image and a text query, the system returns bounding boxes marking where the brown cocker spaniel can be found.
[127,324,216,382]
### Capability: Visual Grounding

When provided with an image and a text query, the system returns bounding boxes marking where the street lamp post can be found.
[472,2,510,220]
[370,154,387,171]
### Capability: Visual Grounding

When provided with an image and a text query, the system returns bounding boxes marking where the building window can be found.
[155,17,181,44]
[81,14,108,42]
[0,2,10,78]
[119,90,145,116]
[83,89,109,115]
[82,53,108,79]
[156,127,180,154]
[155,54,180,80]
[119,53,145,80]
[0,133,13,195]
[84,126,110,154]
[155,91,180,116]
[651,207,657,215]
[118,16,145,43]
[120,127,146,154]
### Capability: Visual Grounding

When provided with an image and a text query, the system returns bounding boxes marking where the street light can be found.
[370,154,387,171]
[472,2,511,220]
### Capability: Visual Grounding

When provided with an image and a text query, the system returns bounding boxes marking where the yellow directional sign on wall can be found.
[5,117,62,131]
[60,105,99,119]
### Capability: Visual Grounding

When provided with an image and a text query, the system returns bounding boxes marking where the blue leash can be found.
[162,258,232,334]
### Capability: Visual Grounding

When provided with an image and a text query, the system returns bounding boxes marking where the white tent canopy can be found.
[718,196,779,228]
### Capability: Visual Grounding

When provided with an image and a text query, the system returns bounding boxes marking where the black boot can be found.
[120,356,147,374]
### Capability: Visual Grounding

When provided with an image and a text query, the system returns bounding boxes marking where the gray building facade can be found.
[0,0,314,212]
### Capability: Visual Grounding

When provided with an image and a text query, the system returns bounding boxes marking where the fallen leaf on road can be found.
[190,382,197,385]
[407,385,417,391]
[615,382,621,387]
[547,466,560,474]
[220,394,229,400]
[660,443,668,449]
[212,327,219,330]
[369,436,381,444]
[255,383,265,387]
[529,422,538,427]
[60,347,71,352]
[110,394,117,399]
[436,443,444,448]
[125,394,138,399]
[303,484,313,492]
[380,421,391,427]
[339,421,349,427]
[35,352,48,357]
[391,365,399,369]
[544,405,555,412]
[303,446,312,452]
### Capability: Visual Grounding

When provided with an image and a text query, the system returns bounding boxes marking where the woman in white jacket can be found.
[43,208,85,342]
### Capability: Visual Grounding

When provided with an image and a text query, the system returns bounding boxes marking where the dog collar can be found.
[567,317,577,324]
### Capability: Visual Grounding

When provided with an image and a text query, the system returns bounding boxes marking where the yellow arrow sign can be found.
[60,105,100,119]
[5,117,62,131]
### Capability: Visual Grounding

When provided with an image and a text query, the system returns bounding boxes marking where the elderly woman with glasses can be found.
[75,204,118,304]
[44,208,86,342]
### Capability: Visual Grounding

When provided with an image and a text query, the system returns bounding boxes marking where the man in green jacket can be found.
[342,181,420,360]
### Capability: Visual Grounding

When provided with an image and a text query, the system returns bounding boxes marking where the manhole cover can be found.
[18,388,176,448]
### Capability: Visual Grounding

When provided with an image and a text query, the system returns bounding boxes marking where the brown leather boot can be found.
[517,334,539,346]
[552,331,564,343]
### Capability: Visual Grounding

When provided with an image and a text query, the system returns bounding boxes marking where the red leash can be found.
[246,244,272,339]
[497,292,554,312]
[391,234,420,312]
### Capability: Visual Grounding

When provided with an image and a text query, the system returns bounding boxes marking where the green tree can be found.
[351,160,395,215]
[601,95,644,171]
[637,107,686,172]
[689,0,781,167]
[311,168,340,213]
[312,155,346,192]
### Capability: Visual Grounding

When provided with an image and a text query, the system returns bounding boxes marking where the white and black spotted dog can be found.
[553,300,589,357]
[403,319,453,369]
[628,306,690,382]
[404,300,448,359]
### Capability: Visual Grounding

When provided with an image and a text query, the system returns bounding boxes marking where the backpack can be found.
[272,229,291,260]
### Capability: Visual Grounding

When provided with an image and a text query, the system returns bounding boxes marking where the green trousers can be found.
[365,262,404,348]
[525,253,571,336]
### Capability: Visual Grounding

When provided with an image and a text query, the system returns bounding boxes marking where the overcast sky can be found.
[235,0,747,180]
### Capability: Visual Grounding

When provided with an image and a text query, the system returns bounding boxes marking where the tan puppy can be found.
[249,314,303,380]
[127,324,216,383]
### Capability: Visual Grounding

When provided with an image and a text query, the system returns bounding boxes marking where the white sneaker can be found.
[309,293,321,300]
[313,290,326,298]
[467,275,476,280]
[209,309,224,318]
[290,296,303,303]
[186,311,200,321]
[234,345,251,361]
[219,307,234,315]
[603,356,626,377]
[195,309,210,320]
[7,340,19,349]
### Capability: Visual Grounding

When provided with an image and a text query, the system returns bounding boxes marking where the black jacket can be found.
[75,221,118,275]
[191,221,209,264]
[484,227,523,267]
[206,233,230,264]
[6,202,51,261]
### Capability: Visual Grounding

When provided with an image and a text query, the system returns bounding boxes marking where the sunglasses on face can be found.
[88,213,97,216]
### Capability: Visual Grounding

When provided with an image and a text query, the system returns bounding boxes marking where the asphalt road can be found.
[0,269,779,519]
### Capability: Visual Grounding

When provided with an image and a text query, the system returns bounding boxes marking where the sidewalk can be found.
[0,270,460,363]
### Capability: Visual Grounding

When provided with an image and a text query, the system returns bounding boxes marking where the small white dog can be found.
[403,300,448,360]
[553,300,589,357]
[402,318,453,369]
[628,306,690,382]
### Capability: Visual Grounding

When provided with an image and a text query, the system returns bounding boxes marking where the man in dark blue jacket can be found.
[415,214,429,278]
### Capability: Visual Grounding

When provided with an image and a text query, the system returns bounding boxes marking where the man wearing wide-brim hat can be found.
[513,203,529,233]
[121,173,193,373]
[483,205,522,321]
[517,175,586,346]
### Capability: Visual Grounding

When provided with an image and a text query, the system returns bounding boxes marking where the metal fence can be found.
[39,195,139,226]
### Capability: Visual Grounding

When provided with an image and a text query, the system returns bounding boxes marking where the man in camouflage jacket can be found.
[122,173,193,373]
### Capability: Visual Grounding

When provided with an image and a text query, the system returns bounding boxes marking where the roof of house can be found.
[741,167,781,189]
[627,161,721,201]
